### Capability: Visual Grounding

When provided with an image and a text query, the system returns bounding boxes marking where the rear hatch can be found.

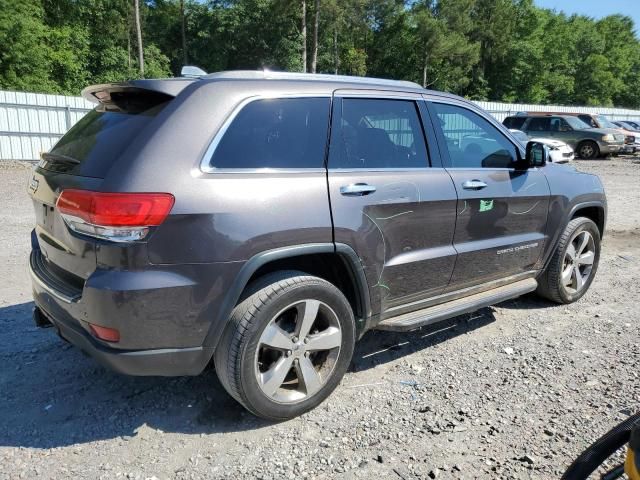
[29,80,189,288]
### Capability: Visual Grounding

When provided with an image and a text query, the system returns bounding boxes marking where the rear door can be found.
[427,99,550,291]
[326,91,458,317]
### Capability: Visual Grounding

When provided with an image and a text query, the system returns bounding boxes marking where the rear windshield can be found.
[40,91,170,178]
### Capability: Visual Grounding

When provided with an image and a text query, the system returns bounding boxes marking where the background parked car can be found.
[614,120,640,132]
[509,129,574,163]
[572,113,640,154]
[503,114,623,159]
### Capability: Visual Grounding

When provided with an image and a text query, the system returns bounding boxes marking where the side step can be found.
[375,278,537,332]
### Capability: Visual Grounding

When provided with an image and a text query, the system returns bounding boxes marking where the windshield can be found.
[565,116,591,130]
[596,115,618,129]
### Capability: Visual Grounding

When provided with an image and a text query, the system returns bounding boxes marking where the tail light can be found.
[56,189,174,242]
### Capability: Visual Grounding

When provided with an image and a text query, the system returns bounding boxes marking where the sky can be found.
[534,0,639,33]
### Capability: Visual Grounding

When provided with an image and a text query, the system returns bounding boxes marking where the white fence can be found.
[2,89,640,161]
[0,91,93,161]
[475,100,640,123]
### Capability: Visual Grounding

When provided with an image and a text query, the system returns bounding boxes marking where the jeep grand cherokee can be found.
[29,71,606,419]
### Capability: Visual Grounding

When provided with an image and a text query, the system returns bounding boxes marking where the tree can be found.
[2,0,640,108]
[134,0,144,75]
[413,0,478,90]
[180,0,187,64]
[311,0,319,73]
[301,0,307,71]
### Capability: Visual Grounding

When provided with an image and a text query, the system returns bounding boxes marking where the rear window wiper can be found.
[41,152,81,165]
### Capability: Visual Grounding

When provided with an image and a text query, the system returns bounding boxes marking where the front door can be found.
[327,92,458,316]
[428,100,551,291]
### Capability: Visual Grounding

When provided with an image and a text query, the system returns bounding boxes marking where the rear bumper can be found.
[33,305,212,376]
[29,247,229,376]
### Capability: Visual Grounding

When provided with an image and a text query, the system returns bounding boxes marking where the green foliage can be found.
[1,0,639,108]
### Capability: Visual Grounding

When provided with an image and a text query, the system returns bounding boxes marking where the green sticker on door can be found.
[479,199,494,212]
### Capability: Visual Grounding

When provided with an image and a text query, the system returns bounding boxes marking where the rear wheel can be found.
[214,271,355,420]
[577,140,600,159]
[537,217,601,304]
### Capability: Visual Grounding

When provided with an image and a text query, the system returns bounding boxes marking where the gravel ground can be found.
[0,158,639,480]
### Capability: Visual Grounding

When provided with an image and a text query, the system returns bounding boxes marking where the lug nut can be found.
[291,336,298,343]
[286,350,292,357]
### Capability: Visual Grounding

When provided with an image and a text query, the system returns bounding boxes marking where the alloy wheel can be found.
[562,230,596,294]
[580,144,595,158]
[254,299,342,403]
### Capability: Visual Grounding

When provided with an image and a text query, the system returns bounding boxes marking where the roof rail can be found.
[202,70,423,89]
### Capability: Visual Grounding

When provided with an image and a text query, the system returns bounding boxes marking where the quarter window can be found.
[329,98,429,169]
[209,97,330,169]
[432,102,518,169]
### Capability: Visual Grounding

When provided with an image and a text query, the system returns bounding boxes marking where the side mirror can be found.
[525,141,549,168]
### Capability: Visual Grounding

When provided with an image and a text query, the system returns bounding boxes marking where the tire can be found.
[537,217,601,304]
[214,271,355,420]
[561,412,640,480]
[577,140,600,160]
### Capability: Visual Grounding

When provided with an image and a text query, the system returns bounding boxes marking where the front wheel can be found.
[214,271,355,420]
[537,217,601,304]
[577,140,600,160]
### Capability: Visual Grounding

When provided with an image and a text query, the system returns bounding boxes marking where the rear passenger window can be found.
[209,97,330,169]
[432,102,517,169]
[329,98,428,169]
[528,117,551,131]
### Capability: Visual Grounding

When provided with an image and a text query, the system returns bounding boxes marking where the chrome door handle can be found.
[462,179,488,190]
[340,183,377,196]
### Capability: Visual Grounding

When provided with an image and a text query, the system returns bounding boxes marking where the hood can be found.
[614,127,640,141]
[585,127,624,137]
[529,137,570,148]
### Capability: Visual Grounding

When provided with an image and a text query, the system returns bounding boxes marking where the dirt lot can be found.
[0,158,638,480]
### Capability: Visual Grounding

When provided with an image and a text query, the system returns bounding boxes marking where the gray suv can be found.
[503,114,624,159]
[29,71,606,420]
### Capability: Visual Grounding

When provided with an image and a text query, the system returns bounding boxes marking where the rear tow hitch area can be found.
[33,306,53,328]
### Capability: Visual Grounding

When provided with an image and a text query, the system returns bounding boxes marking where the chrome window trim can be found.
[332,89,424,100]
[327,167,434,173]
[445,167,536,172]
[199,93,332,174]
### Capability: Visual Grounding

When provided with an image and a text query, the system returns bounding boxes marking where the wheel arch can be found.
[541,201,606,273]
[570,202,606,238]
[203,243,371,350]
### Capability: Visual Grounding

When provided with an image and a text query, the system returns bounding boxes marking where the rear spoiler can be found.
[81,78,196,105]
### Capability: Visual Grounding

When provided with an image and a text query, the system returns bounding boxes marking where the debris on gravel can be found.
[1,158,639,479]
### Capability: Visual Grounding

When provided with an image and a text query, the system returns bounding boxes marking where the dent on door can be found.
[330,170,458,314]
